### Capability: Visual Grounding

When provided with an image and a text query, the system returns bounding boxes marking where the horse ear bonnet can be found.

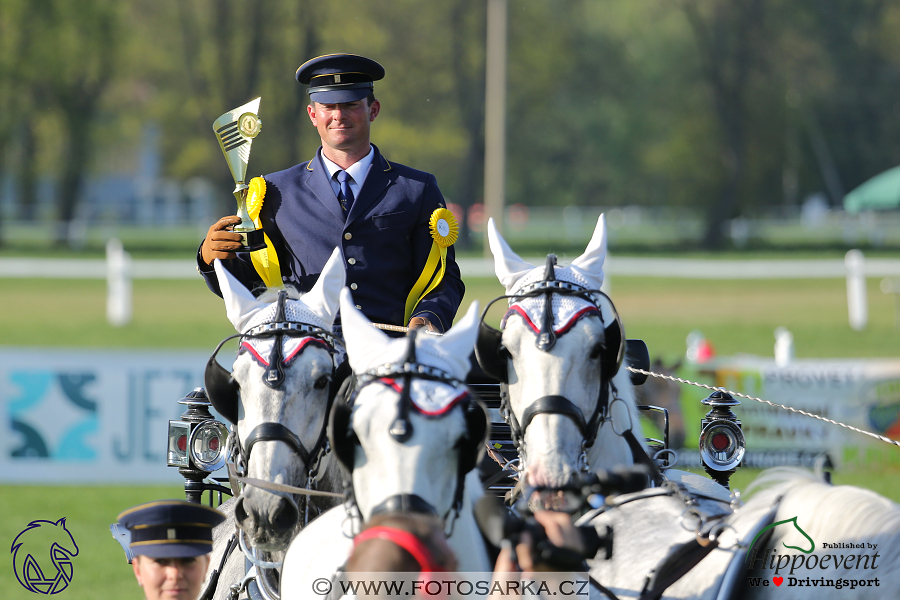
[328,398,357,473]
[204,356,239,424]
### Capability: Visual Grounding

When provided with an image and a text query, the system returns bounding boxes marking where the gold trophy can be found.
[213,97,266,251]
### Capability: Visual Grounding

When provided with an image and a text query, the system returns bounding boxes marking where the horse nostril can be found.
[234,497,251,528]
[271,498,299,531]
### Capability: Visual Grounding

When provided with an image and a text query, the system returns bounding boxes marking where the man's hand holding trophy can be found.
[211,97,266,252]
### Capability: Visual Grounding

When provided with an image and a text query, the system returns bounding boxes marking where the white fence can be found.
[4,254,900,280]
[4,251,900,330]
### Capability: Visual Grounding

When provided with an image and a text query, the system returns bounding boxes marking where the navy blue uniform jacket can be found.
[199,145,465,332]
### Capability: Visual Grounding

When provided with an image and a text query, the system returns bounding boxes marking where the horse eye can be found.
[314,374,331,390]
[589,342,605,360]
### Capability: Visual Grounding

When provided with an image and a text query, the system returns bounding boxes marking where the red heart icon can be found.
[773,577,783,586]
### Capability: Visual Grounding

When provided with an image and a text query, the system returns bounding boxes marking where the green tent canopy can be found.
[844,165,900,213]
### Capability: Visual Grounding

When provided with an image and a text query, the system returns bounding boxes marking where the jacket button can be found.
[344,232,352,240]
[347,257,356,265]
[350,283,358,290]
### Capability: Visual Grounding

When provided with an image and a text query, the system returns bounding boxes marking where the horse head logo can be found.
[746,515,815,564]
[11,518,79,594]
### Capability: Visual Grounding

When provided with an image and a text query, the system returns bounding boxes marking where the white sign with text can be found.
[1,348,216,483]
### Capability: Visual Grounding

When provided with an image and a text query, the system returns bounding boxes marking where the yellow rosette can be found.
[404,208,459,325]
[246,176,282,288]
[246,176,266,222]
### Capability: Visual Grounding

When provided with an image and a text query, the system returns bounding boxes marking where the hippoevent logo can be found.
[744,516,880,590]
[11,518,79,594]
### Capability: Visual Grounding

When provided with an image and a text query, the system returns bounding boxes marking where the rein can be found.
[226,463,343,498]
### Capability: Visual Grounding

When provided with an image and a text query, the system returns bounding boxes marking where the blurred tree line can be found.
[1,0,900,249]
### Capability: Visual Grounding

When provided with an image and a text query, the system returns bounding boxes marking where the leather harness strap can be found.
[520,395,589,436]
[244,422,311,465]
[198,533,239,600]
[226,462,343,498]
[638,538,718,600]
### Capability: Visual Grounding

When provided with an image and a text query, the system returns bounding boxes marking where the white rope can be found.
[369,322,443,335]
[627,366,900,448]
[370,322,408,333]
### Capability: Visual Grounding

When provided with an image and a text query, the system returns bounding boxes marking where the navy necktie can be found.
[336,170,355,214]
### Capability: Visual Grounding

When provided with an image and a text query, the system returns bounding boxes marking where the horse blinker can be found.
[475,321,508,383]
[204,355,240,424]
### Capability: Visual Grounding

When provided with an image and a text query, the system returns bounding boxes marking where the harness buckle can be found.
[578,442,590,472]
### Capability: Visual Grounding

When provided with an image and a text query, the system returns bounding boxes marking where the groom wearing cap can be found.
[199,53,464,334]
[115,499,225,600]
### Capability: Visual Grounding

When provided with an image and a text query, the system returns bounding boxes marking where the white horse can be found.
[478,215,649,494]
[201,249,346,600]
[481,217,900,599]
[281,292,495,596]
[735,467,900,600]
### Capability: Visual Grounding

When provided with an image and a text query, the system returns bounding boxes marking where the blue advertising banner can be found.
[1,348,214,483]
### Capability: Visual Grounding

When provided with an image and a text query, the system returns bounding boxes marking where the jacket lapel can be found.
[346,145,392,226]
[303,150,345,221]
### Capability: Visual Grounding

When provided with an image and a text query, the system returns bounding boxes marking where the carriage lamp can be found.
[189,420,229,471]
[167,387,230,503]
[699,389,745,489]
[167,420,191,468]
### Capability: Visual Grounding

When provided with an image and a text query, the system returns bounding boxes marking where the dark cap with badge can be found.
[115,499,226,559]
[296,53,385,104]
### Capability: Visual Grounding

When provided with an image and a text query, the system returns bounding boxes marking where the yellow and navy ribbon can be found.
[245,176,283,288]
[404,208,459,325]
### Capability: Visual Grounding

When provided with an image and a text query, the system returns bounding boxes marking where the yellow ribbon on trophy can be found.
[245,177,283,288]
[404,208,459,325]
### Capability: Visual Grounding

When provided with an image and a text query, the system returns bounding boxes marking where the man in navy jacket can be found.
[198,54,464,333]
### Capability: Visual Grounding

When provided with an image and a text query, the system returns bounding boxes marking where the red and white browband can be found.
[240,336,331,367]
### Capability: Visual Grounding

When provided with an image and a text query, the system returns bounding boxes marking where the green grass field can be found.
[2,274,898,358]
[1,272,899,598]
[0,484,183,600]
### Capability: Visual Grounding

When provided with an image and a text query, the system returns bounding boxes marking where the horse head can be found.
[331,291,488,527]
[477,215,646,494]
[207,248,344,551]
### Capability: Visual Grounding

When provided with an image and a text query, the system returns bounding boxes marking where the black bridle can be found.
[205,290,343,487]
[476,255,660,485]
[331,330,489,533]
[478,255,624,456]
